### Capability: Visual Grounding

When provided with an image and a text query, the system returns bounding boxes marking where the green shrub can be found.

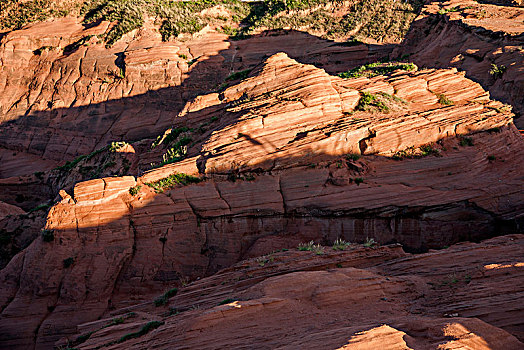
[54,146,107,172]
[226,69,252,81]
[487,155,496,161]
[75,331,94,345]
[118,320,164,343]
[154,288,178,306]
[33,46,55,55]
[437,93,453,105]
[63,35,95,53]
[339,62,417,79]
[354,177,364,185]
[345,154,360,161]
[41,229,54,242]
[419,144,440,157]
[298,241,324,254]
[63,257,74,268]
[356,92,389,113]
[393,144,439,160]
[489,64,506,79]
[459,137,474,147]
[145,173,201,193]
[218,298,237,305]
[151,127,189,149]
[437,6,460,15]
[28,203,51,214]
[129,185,141,196]
[363,237,376,247]
[109,141,129,152]
[298,241,315,251]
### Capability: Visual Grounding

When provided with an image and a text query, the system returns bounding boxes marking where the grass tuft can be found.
[332,238,350,250]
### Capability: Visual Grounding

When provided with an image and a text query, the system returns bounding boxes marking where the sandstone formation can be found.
[0,51,523,348]
[61,235,524,349]
[0,1,522,349]
[394,0,524,127]
[0,18,388,178]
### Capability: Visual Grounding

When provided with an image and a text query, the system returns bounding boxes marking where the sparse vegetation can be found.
[54,146,107,173]
[63,35,95,53]
[109,141,129,152]
[256,254,274,266]
[0,0,73,30]
[129,185,142,196]
[226,69,252,82]
[28,203,51,214]
[63,257,74,268]
[437,6,460,15]
[489,64,506,79]
[74,331,94,346]
[219,298,237,305]
[154,288,178,306]
[298,241,324,255]
[345,154,360,161]
[238,0,424,42]
[2,0,424,46]
[392,144,440,160]
[437,93,454,106]
[339,62,417,79]
[363,237,376,247]
[118,320,164,343]
[33,46,55,55]
[151,127,190,149]
[80,0,250,46]
[459,137,474,147]
[487,155,496,161]
[353,177,364,185]
[332,238,350,250]
[145,173,201,193]
[419,144,440,157]
[41,229,54,242]
[356,92,390,113]
[355,91,407,114]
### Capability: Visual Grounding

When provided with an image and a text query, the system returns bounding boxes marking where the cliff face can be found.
[0,1,523,349]
[61,234,524,350]
[0,17,390,178]
[394,0,524,127]
[0,53,522,349]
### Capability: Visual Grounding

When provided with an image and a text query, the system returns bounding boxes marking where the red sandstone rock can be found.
[56,235,523,350]
[0,49,522,348]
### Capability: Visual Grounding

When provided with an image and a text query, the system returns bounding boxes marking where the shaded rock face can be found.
[61,235,524,349]
[0,18,390,178]
[394,0,524,127]
[0,52,522,349]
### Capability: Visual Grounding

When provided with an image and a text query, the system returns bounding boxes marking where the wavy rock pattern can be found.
[0,52,522,348]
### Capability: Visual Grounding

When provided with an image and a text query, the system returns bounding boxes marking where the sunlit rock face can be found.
[0,1,523,349]
[1,50,523,348]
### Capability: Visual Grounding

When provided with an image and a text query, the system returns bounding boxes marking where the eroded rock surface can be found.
[62,235,524,350]
[0,18,389,178]
[394,0,524,127]
[0,52,522,349]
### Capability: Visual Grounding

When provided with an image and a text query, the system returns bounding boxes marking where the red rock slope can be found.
[62,235,524,349]
[0,53,522,349]
[0,18,388,178]
[394,0,524,127]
